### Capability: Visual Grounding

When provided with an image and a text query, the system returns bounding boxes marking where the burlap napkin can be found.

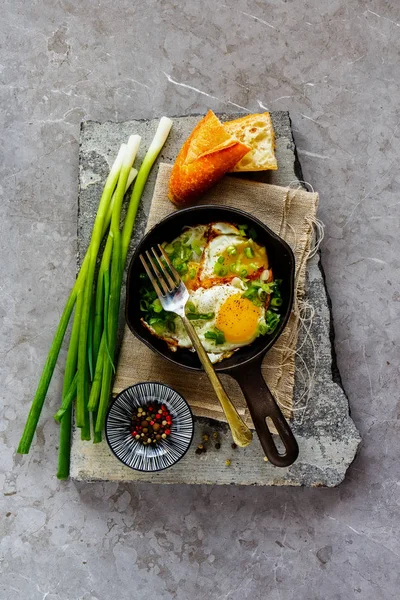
[113,163,319,427]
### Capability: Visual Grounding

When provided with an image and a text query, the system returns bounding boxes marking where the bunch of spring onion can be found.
[17,117,173,479]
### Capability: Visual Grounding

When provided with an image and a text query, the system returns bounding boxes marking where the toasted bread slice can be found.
[168,110,251,206]
[224,112,277,172]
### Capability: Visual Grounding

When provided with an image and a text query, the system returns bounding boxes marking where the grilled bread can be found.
[224,112,277,172]
[168,110,251,206]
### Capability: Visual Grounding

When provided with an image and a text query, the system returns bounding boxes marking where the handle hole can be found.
[265,417,287,456]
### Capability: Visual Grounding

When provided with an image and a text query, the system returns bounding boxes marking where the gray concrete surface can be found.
[1,1,399,599]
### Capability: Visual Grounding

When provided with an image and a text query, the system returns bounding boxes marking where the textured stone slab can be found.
[71,113,361,486]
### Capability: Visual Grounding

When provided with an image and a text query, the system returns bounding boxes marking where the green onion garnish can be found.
[270,297,283,308]
[186,301,196,313]
[187,312,215,321]
[204,328,225,344]
[192,242,202,256]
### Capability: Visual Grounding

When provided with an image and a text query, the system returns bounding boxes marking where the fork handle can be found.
[181,315,253,448]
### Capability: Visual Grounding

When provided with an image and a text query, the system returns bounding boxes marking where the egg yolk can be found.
[216,294,261,343]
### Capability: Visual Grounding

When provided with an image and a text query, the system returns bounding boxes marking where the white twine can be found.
[307,216,325,258]
[286,179,315,193]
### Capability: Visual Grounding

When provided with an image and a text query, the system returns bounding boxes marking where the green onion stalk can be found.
[76,139,140,430]
[92,167,138,363]
[94,117,173,432]
[89,137,143,422]
[17,145,126,455]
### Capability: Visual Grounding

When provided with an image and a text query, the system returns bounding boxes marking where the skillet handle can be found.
[232,361,299,467]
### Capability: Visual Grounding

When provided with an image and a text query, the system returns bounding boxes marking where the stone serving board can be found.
[71,112,361,486]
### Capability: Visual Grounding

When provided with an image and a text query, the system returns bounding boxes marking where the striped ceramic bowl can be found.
[105,382,194,472]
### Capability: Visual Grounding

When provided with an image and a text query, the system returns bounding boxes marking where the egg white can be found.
[210,222,240,235]
[200,234,246,280]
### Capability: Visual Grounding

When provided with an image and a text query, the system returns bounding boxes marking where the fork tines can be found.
[140,245,180,297]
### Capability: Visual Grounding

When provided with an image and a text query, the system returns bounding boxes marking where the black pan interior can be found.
[126,205,295,373]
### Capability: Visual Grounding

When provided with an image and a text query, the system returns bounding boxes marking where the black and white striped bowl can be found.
[105,382,194,472]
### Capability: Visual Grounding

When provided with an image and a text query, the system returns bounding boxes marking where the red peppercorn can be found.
[131,401,173,446]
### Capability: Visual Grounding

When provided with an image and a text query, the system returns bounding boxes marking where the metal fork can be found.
[140,245,253,448]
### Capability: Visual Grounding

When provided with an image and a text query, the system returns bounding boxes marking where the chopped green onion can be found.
[192,242,202,256]
[140,299,149,312]
[180,245,192,261]
[227,246,237,256]
[172,257,182,268]
[149,319,166,335]
[240,268,248,277]
[167,318,176,333]
[248,227,258,240]
[265,310,281,332]
[244,246,254,258]
[187,312,215,321]
[270,297,283,308]
[177,263,188,275]
[230,264,238,274]
[186,301,196,313]
[189,268,196,279]
[218,256,225,264]
[257,323,269,336]
[152,299,163,313]
[204,327,225,344]
[214,263,222,275]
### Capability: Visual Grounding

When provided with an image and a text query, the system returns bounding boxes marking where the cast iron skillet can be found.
[126,205,299,467]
